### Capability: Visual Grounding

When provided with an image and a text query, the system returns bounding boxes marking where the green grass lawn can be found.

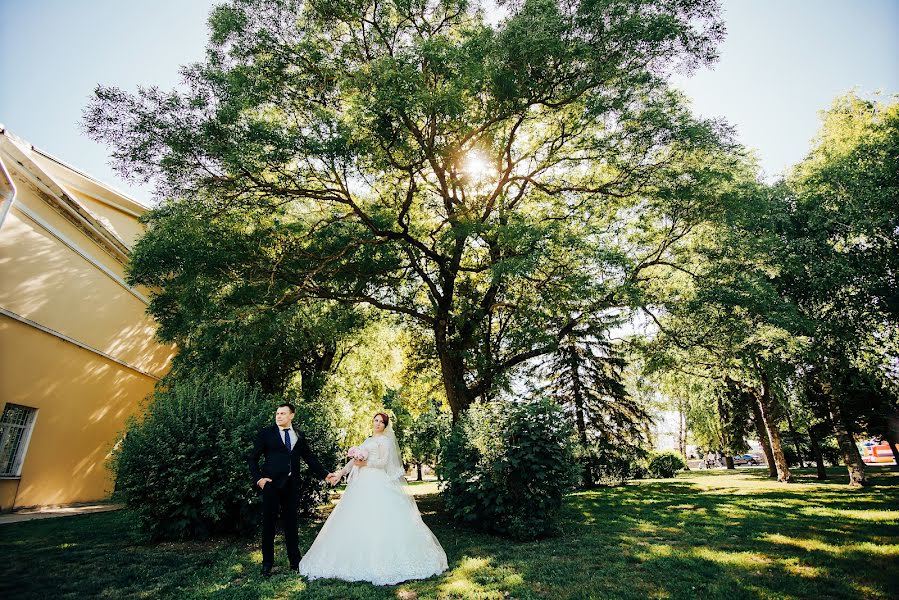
[2,467,897,599]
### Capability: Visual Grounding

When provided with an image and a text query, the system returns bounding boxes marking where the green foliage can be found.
[539,326,652,487]
[590,437,648,486]
[112,378,271,539]
[291,395,342,517]
[646,450,686,478]
[112,377,338,540]
[127,199,367,398]
[85,0,730,419]
[404,399,452,478]
[440,398,579,540]
[320,321,407,447]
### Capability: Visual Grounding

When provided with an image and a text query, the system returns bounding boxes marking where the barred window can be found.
[0,404,37,477]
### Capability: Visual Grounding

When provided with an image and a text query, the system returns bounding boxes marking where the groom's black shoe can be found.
[261,563,273,578]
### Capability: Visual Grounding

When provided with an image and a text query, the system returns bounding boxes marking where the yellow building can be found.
[0,127,176,511]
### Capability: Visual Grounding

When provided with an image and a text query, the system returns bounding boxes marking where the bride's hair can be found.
[374,412,390,426]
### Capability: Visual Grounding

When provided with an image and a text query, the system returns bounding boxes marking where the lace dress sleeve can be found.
[366,438,389,469]
[338,459,354,478]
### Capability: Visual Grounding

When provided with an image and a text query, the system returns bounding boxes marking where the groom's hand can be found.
[257,478,272,489]
[325,473,339,486]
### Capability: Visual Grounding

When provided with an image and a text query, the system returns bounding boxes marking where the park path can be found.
[0,503,123,525]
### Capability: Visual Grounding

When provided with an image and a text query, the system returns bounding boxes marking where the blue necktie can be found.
[283,429,292,452]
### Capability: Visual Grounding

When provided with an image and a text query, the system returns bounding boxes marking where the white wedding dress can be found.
[298,428,448,585]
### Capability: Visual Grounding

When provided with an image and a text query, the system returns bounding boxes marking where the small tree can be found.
[406,399,452,480]
[540,325,651,487]
[440,398,579,540]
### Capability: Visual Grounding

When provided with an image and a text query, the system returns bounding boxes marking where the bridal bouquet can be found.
[347,446,369,461]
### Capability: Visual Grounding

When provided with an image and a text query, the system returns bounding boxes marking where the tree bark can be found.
[827,396,869,487]
[750,397,778,478]
[884,416,899,472]
[756,371,793,483]
[783,404,805,468]
[436,321,472,422]
[885,438,899,472]
[416,463,423,481]
[716,395,736,470]
[678,396,688,458]
[570,346,595,488]
[808,423,828,480]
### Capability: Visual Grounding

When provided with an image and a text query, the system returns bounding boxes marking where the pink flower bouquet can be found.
[347,446,369,461]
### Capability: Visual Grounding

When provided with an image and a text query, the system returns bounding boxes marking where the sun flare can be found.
[462,150,493,180]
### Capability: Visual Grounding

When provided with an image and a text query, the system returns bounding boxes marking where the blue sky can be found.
[1,0,897,205]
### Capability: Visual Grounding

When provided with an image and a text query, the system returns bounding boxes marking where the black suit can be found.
[247,424,329,568]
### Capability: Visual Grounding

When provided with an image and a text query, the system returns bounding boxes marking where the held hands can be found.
[325,473,341,486]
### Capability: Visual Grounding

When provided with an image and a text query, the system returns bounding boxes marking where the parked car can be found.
[732,454,759,466]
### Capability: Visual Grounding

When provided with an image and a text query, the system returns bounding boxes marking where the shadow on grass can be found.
[1,467,897,599]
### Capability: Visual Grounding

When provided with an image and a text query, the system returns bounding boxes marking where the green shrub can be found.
[646,450,687,478]
[112,377,337,540]
[291,395,341,516]
[591,439,648,486]
[440,398,579,540]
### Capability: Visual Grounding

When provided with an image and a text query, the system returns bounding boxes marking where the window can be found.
[0,404,37,477]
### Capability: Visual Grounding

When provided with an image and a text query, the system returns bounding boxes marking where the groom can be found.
[248,402,340,577]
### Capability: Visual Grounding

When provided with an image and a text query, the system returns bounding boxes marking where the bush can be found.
[440,398,579,540]
[291,395,341,516]
[646,450,686,478]
[590,439,648,487]
[112,377,337,540]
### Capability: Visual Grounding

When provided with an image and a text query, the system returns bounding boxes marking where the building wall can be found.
[0,175,173,374]
[0,139,175,510]
[0,316,159,507]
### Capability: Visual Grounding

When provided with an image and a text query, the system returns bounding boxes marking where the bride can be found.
[299,412,448,585]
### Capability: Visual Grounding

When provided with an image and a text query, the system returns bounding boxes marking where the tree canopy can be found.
[86,0,731,419]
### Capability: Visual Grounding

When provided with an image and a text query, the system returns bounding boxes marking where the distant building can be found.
[0,128,176,510]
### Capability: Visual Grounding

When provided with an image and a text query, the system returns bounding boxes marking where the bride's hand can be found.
[353,458,367,467]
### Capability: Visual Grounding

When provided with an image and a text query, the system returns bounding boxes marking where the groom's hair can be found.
[278,402,296,414]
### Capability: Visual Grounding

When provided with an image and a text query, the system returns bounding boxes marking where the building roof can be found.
[0,126,149,260]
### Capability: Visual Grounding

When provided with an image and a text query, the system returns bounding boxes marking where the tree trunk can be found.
[416,463,423,481]
[827,396,869,487]
[750,397,778,478]
[884,416,899,472]
[757,371,793,483]
[678,396,688,458]
[435,321,473,423]
[885,438,899,472]
[783,404,805,468]
[884,436,899,472]
[570,347,594,488]
[808,423,828,480]
[298,345,337,402]
[715,395,736,470]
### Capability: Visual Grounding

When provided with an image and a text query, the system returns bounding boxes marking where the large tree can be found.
[641,93,899,486]
[770,94,899,485]
[126,197,366,397]
[635,159,804,482]
[85,0,728,419]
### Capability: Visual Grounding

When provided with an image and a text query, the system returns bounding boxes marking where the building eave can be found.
[0,128,133,263]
